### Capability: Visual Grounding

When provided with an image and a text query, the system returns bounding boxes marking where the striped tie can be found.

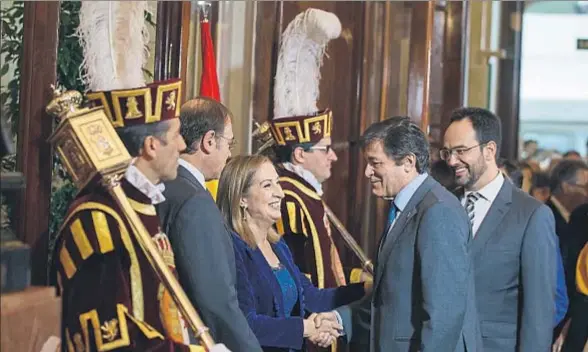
[465,192,481,229]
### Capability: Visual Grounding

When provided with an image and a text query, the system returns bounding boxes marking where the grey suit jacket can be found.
[157,165,262,351]
[338,176,482,352]
[469,179,557,352]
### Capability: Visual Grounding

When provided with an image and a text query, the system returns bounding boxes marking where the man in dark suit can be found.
[157,97,262,351]
[326,117,481,352]
[558,204,588,352]
[548,160,588,286]
[443,107,558,352]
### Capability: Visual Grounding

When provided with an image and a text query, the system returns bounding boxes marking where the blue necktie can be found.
[377,202,398,257]
[386,202,398,230]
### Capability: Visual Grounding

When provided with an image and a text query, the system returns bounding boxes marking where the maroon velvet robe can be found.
[55,179,198,351]
[276,167,357,289]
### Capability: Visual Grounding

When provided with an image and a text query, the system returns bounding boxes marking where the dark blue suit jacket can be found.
[232,233,365,351]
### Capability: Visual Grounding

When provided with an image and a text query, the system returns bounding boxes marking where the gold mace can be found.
[252,121,374,276]
[46,86,216,349]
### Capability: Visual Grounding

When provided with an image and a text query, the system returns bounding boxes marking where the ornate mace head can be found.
[46,85,132,191]
[251,121,276,156]
[45,84,85,122]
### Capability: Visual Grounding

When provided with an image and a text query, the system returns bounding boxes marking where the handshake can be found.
[303,312,344,348]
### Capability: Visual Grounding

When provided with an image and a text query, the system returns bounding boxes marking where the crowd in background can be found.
[430,137,588,351]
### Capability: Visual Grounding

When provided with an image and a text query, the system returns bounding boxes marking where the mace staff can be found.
[46,87,216,350]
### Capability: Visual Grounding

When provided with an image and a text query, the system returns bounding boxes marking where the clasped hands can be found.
[303,312,343,348]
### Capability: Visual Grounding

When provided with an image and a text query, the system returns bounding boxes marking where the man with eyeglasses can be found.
[442,107,558,352]
[267,9,369,340]
[269,112,358,291]
[157,97,263,351]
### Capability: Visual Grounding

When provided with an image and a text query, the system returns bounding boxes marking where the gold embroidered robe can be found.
[55,179,202,352]
[276,167,363,289]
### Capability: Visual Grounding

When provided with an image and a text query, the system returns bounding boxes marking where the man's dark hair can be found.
[549,159,588,193]
[449,107,502,159]
[430,159,455,190]
[360,116,430,174]
[497,158,519,177]
[116,120,170,157]
[530,172,550,192]
[523,139,538,147]
[179,96,232,154]
[563,150,581,158]
[273,143,314,163]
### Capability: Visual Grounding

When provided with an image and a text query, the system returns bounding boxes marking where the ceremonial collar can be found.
[124,162,166,204]
[281,162,323,196]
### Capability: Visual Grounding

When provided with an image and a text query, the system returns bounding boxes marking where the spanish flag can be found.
[199,11,220,200]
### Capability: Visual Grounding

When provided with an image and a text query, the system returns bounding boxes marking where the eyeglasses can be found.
[218,135,237,150]
[309,145,332,154]
[439,143,486,161]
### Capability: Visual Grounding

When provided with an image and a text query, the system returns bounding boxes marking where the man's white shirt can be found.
[461,172,504,236]
[178,158,206,189]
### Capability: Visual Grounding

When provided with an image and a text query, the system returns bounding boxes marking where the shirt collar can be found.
[392,173,428,212]
[281,162,324,196]
[465,171,504,202]
[124,163,166,204]
[178,158,206,188]
[550,196,570,223]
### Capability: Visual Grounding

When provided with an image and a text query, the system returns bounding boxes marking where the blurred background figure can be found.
[563,150,582,161]
[530,172,552,203]
[498,158,523,188]
[430,159,455,191]
[521,139,539,160]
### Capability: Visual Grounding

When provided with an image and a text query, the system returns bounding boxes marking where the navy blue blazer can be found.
[232,233,365,351]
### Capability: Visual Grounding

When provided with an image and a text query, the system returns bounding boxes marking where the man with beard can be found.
[442,107,557,352]
[326,116,481,352]
[157,97,262,351]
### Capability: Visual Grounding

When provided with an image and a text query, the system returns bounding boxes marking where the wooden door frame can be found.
[495,1,523,160]
[14,2,60,285]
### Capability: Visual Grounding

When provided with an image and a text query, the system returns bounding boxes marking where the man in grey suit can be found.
[157,97,262,351]
[320,117,481,352]
[443,107,557,352]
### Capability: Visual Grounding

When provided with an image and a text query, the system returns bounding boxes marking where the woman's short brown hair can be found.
[216,155,281,248]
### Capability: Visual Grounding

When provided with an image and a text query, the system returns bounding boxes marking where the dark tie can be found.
[465,192,481,229]
[378,202,398,255]
[386,202,398,230]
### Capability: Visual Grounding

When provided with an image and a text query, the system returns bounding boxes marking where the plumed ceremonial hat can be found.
[86,79,181,128]
[77,1,181,128]
[270,8,341,146]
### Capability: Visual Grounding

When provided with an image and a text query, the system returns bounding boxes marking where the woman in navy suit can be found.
[217,155,367,351]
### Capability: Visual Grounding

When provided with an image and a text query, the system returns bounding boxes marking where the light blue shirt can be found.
[336,173,429,330]
[388,172,429,229]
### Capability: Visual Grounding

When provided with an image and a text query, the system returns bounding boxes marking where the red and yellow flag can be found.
[199,13,221,200]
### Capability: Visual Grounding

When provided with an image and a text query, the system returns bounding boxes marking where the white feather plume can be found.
[77,1,149,92]
[273,8,341,119]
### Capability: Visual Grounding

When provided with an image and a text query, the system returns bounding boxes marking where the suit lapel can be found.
[373,177,434,294]
[470,180,513,257]
[248,245,285,315]
[177,164,205,192]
